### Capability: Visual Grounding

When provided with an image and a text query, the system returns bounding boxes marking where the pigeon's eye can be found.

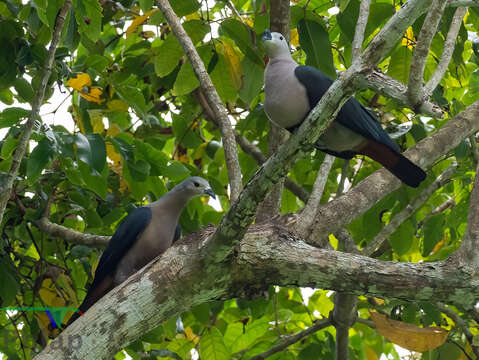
[194,182,200,187]
[280,36,283,40]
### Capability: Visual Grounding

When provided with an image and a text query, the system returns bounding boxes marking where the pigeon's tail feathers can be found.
[359,140,426,188]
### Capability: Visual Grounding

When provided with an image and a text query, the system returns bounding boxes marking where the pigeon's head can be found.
[261,30,290,58]
[180,176,216,199]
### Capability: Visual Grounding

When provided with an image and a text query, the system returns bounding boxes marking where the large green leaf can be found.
[422,214,444,256]
[387,45,413,84]
[0,107,30,128]
[75,133,106,173]
[199,326,230,360]
[297,18,336,79]
[219,19,263,66]
[27,138,55,184]
[0,257,19,305]
[73,0,102,42]
[388,220,415,256]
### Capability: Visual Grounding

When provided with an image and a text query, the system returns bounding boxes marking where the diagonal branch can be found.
[157,0,242,203]
[448,0,479,6]
[0,0,72,228]
[354,69,443,117]
[423,6,467,99]
[248,319,331,360]
[408,0,449,107]
[294,154,334,238]
[351,0,371,63]
[362,162,456,257]
[309,102,479,245]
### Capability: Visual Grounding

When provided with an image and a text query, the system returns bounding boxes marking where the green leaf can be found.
[139,0,153,12]
[297,18,336,79]
[211,53,237,102]
[115,85,147,119]
[170,0,200,16]
[154,34,183,77]
[27,138,55,184]
[389,220,415,256]
[74,0,102,42]
[75,133,106,173]
[78,160,107,199]
[219,19,263,66]
[1,135,19,159]
[0,107,30,128]
[422,214,444,256]
[13,77,34,103]
[387,45,413,84]
[84,54,110,72]
[337,0,359,41]
[199,327,230,360]
[163,161,190,180]
[0,257,19,305]
[127,159,151,181]
[239,56,263,105]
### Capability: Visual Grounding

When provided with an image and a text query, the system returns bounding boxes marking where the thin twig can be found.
[436,302,479,358]
[423,7,467,99]
[352,0,372,63]
[157,0,242,203]
[407,0,448,108]
[294,155,335,238]
[416,197,455,231]
[332,293,358,360]
[0,0,72,228]
[249,319,331,360]
[363,162,457,257]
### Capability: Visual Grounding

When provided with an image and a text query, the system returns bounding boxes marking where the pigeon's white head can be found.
[179,176,216,199]
[261,30,291,58]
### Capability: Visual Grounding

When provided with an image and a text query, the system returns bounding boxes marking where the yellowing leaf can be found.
[365,346,379,360]
[401,27,415,50]
[220,41,243,89]
[88,110,105,133]
[107,123,122,137]
[290,28,299,47]
[107,99,129,112]
[370,311,448,352]
[67,73,92,91]
[140,31,156,39]
[185,326,199,344]
[81,87,104,104]
[126,9,157,37]
[38,279,66,307]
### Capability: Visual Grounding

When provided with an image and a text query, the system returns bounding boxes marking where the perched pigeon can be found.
[262,30,426,187]
[67,177,215,325]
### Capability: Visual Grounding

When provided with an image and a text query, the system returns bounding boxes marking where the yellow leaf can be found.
[126,9,157,37]
[88,109,105,133]
[290,28,299,47]
[38,279,66,308]
[365,346,379,360]
[107,123,122,137]
[184,326,199,344]
[67,73,92,92]
[80,87,104,104]
[370,311,448,352]
[219,41,243,89]
[107,99,130,112]
[401,27,415,50]
[374,297,385,305]
[57,273,78,306]
[186,12,200,20]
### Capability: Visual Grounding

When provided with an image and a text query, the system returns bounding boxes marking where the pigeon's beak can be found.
[204,188,216,199]
[261,29,272,42]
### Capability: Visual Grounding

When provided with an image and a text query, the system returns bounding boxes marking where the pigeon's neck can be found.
[269,53,296,64]
[151,188,193,215]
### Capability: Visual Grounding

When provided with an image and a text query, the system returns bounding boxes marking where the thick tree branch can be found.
[362,162,456,257]
[408,0,448,107]
[295,154,334,238]
[424,6,467,99]
[157,0,242,202]
[354,69,444,117]
[37,223,479,358]
[351,0,371,63]
[34,217,109,247]
[309,102,479,245]
[0,0,72,227]
[249,319,331,360]
[448,0,479,6]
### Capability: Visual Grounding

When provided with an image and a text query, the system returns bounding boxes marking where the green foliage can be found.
[0,0,477,358]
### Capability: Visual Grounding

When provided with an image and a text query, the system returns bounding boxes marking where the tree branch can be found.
[157,0,242,202]
[362,162,456,257]
[354,69,444,117]
[0,0,72,227]
[408,0,448,107]
[36,223,479,358]
[351,0,371,63]
[33,217,109,247]
[294,154,334,238]
[248,319,331,360]
[448,0,479,7]
[436,303,479,358]
[423,6,467,99]
[309,102,479,245]
[332,293,358,360]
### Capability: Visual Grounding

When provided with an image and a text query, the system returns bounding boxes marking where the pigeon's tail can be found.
[359,140,427,188]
